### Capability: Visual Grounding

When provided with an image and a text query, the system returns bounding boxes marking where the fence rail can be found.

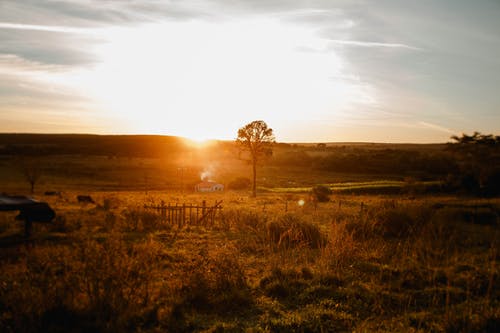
[144,200,223,227]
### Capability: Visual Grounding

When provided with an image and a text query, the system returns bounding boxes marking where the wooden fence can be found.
[144,200,223,227]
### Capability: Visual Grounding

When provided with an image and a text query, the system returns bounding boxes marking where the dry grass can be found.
[0,191,498,332]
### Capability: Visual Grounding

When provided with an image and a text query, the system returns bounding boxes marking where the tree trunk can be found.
[252,160,257,197]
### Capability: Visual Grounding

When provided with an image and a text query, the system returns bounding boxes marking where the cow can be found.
[77,195,94,204]
[44,191,61,196]
[0,195,56,237]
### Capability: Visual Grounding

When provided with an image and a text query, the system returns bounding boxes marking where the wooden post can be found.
[168,203,171,225]
[182,204,186,227]
[161,201,166,223]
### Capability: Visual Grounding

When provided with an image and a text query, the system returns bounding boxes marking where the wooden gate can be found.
[144,200,223,227]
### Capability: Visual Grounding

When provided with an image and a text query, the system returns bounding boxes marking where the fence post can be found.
[167,203,171,225]
[160,201,166,224]
[182,204,186,227]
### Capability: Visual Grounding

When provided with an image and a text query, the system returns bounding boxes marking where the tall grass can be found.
[267,213,327,250]
[0,234,163,332]
[1,192,498,332]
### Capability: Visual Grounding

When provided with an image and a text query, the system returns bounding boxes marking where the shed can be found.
[195,181,224,192]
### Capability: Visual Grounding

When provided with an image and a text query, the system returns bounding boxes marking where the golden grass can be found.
[0,189,498,332]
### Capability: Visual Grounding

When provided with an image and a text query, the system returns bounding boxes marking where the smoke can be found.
[200,164,217,181]
[200,170,212,181]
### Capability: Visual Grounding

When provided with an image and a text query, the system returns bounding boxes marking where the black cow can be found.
[77,195,94,204]
[0,195,56,237]
[44,191,61,196]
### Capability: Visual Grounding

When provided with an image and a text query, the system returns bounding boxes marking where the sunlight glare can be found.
[45,17,375,140]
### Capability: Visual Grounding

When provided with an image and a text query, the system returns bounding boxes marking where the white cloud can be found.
[0,22,95,34]
[418,121,455,135]
[329,39,421,50]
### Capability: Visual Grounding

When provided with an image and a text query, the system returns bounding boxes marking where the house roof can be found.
[196,181,223,188]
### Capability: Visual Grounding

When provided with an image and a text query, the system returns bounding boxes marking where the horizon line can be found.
[0,132,451,145]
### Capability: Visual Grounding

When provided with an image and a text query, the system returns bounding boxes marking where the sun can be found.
[53,17,372,141]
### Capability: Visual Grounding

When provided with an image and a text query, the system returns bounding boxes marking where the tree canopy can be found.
[236,120,275,197]
[447,132,500,196]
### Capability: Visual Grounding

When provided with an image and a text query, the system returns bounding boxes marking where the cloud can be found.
[329,39,421,50]
[0,0,210,27]
[0,24,100,66]
[0,22,96,34]
[418,121,455,135]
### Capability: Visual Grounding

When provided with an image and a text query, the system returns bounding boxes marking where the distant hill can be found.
[290,142,446,151]
[0,133,189,157]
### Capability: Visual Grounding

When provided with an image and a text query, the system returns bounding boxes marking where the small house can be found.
[195,181,224,192]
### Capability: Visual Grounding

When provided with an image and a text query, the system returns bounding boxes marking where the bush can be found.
[312,185,332,202]
[177,247,251,313]
[221,208,265,232]
[374,204,432,238]
[228,177,251,190]
[267,214,326,249]
[121,208,161,231]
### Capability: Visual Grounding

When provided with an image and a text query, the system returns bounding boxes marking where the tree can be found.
[17,158,42,194]
[236,120,275,197]
[447,132,500,195]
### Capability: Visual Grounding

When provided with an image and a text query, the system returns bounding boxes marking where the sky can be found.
[0,0,499,143]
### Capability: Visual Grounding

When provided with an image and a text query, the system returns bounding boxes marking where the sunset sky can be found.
[1,0,499,143]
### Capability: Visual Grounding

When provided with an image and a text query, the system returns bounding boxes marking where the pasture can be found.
[0,136,498,332]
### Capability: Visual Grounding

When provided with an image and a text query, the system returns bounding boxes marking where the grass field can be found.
[0,138,498,332]
[1,188,498,332]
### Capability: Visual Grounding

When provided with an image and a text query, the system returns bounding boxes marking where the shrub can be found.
[311,185,332,202]
[228,177,251,190]
[121,207,161,231]
[321,221,360,269]
[267,214,326,249]
[374,204,432,238]
[221,208,265,232]
[177,247,251,313]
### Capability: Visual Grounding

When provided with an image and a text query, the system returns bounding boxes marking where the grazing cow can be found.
[44,191,61,196]
[77,195,94,204]
[15,202,56,223]
[0,195,56,237]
